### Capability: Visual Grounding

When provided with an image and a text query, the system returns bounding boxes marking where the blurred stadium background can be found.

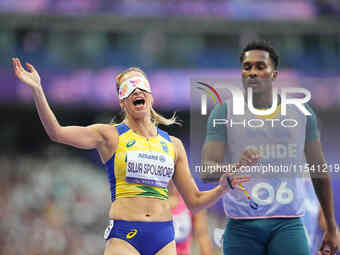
[0,0,340,254]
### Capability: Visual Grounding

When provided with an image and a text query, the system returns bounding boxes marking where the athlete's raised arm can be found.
[171,136,258,213]
[12,58,116,155]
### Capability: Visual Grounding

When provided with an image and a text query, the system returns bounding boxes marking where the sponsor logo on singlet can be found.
[126,139,136,148]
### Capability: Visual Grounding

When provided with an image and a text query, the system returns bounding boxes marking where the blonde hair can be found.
[113,67,181,126]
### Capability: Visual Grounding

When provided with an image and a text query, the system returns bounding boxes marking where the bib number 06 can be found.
[251,182,294,206]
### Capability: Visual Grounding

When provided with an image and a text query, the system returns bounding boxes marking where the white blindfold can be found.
[118,76,152,100]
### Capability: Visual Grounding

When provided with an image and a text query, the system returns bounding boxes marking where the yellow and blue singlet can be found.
[104,123,175,201]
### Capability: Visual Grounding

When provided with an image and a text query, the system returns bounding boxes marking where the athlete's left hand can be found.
[219,173,250,192]
[319,229,339,255]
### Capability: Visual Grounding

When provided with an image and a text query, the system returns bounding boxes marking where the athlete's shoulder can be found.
[111,122,131,136]
[169,136,186,161]
[89,123,119,140]
[86,124,119,157]
[169,136,182,146]
[208,102,227,121]
[87,123,115,132]
[303,103,319,142]
[169,136,187,152]
[157,127,172,142]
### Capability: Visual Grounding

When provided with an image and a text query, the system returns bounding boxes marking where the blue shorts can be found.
[104,219,175,255]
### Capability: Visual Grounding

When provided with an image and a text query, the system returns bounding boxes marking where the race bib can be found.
[125,150,174,188]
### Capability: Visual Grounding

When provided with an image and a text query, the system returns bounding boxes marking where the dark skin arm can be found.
[305,137,338,254]
[201,141,259,184]
[318,209,340,255]
[201,141,225,182]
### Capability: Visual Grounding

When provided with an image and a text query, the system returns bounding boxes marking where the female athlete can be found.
[12,58,258,255]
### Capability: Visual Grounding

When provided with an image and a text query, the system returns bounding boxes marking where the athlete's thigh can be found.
[223,220,266,255]
[268,219,310,255]
[155,240,177,255]
[104,238,141,255]
[223,235,265,255]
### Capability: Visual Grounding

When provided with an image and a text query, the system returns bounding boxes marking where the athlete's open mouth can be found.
[133,98,145,106]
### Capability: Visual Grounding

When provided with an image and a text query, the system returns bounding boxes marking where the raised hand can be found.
[12,58,41,89]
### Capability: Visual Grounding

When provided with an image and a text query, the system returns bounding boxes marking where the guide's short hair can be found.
[240,40,279,69]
